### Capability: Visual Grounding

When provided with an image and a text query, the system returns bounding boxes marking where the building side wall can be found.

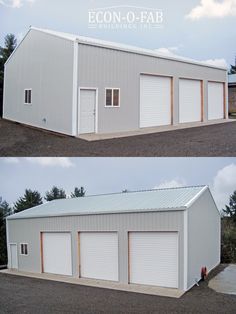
[229,86,236,113]
[78,43,227,134]
[3,30,74,135]
[187,190,220,289]
[7,210,185,289]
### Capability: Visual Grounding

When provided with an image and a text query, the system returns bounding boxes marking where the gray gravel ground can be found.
[0,119,236,157]
[0,265,236,314]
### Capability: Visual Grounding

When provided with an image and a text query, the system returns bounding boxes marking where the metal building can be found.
[6,186,220,292]
[3,27,228,137]
[228,74,236,115]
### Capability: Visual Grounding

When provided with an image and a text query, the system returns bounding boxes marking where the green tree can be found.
[45,186,66,201]
[222,190,236,224]
[71,187,85,198]
[229,55,236,74]
[0,34,17,117]
[14,189,43,213]
[0,198,12,265]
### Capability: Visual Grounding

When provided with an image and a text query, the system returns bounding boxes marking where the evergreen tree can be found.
[0,198,12,265]
[71,187,86,198]
[45,186,67,201]
[222,190,236,224]
[229,56,236,74]
[14,189,43,213]
[0,34,17,117]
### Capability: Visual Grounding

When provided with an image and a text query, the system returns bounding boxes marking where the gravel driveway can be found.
[0,265,236,314]
[0,119,236,157]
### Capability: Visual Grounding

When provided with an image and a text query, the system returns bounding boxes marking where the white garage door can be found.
[43,233,72,276]
[129,232,178,288]
[80,232,118,281]
[79,89,96,134]
[208,82,224,120]
[140,75,171,128]
[179,79,201,123]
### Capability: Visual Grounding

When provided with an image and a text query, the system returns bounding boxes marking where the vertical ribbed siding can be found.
[78,44,227,134]
[7,210,184,288]
[4,30,74,135]
[187,189,220,289]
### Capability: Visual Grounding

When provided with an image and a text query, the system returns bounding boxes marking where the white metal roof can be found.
[8,186,208,220]
[18,27,226,70]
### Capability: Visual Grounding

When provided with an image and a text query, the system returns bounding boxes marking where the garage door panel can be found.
[43,233,72,276]
[140,75,171,128]
[129,232,178,288]
[80,232,118,281]
[179,79,201,123]
[208,82,224,120]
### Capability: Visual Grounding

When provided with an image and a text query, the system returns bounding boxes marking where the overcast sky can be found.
[1,157,236,211]
[0,0,236,67]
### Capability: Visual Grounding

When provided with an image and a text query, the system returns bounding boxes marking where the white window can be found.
[20,243,28,255]
[105,88,120,107]
[24,89,32,105]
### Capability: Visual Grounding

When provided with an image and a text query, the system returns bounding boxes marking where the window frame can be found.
[20,243,29,256]
[24,89,32,105]
[105,88,120,108]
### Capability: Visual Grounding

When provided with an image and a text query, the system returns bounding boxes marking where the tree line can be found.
[0,186,85,265]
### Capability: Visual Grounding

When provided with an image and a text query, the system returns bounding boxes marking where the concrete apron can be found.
[79,119,236,142]
[209,264,236,295]
[1,269,184,298]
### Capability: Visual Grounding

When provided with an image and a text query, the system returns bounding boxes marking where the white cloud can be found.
[0,0,35,8]
[212,163,236,211]
[154,46,180,57]
[186,0,236,20]
[154,178,187,189]
[4,157,20,164]
[25,157,75,168]
[201,58,228,68]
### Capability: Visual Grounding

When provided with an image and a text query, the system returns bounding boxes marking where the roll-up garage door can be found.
[42,232,72,276]
[208,82,224,120]
[140,75,171,128]
[129,232,178,288]
[179,79,201,123]
[80,232,118,281]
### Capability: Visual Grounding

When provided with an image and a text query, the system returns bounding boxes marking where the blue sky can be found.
[1,157,236,211]
[0,0,236,67]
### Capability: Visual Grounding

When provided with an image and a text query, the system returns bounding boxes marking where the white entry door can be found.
[9,244,18,269]
[208,82,224,120]
[179,79,201,123]
[80,232,118,281]
[79,89,96,134]
[140,75,171,128]
[129,232,178,288]
[42,233,72,276]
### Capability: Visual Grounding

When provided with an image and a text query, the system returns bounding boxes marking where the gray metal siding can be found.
[78,43,227,134]
[187,189,220,289]
[3,30,74,135]
[7,210,185,289]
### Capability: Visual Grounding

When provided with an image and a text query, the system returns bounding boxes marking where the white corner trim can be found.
[6,219,10,268]
[72,41,79,136]
[183,210,188,291]
[185,186,208,208]
[2,63,7,118]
